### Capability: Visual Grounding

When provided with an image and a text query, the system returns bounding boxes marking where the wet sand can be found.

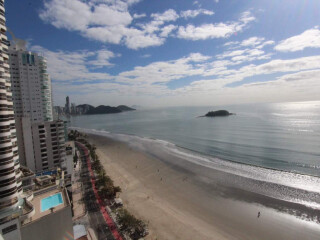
[87,133,320,240]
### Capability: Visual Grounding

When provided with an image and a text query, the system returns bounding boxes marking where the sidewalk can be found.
[76,142,123,240]
[72,158,86,221]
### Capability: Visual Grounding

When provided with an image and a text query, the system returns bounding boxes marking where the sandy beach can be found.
[87,133,320,240]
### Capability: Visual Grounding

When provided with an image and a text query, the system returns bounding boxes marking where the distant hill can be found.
[87,105,121,115]
[77,104,94,114]
[76,104,135,115]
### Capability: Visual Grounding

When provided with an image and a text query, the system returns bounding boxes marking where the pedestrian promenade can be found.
[76,142,123,240]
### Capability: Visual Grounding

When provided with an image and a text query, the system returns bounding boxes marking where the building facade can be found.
[0,2,73,240]
[65,96,70,115]
[0,1,35,238]
[8,36,68,174]
[8,43,53,122]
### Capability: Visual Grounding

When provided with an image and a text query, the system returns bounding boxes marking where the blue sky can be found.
[5,0,320,107]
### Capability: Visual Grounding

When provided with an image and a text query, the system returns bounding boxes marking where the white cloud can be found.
[133,13,146,19]
[217,49,246,59]
[218,49,272,65]
[193,1,200,6]
[117,53,210,84]
[180,9,214,19]
[90,4,132,26]
[88,49,120,68]
[274,27,320,52]
[256,40,275,49]
[141,54,151,58]
[177,23,238,40]
[224,38,274,50]
[123,9,180,49]
[39,0,91,31]
[177,11,255,40]
[241,37,265,46]
[151,9,179,22]
[41,41,320,107]
[276,69,320,82]
[31,46,116,81]
[160,25,177,37]
[40,1,257,49]
[124,28,165,49]
[239,11,256,25]
[84,26,125,44]
[202,55,320,91]
[40,0,169,49]
[224,41,239,47]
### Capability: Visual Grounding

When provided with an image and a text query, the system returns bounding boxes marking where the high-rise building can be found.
[70,103,76,115]
[0,2,73,240]
[65,96,70,114]
[8,43,53,122]
[0,1,35,238]
[8,34,68,175]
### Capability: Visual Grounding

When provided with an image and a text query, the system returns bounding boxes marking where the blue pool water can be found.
[40,193,63,212]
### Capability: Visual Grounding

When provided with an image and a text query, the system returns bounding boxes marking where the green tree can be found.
[73,154,78,164]
[116,208,147,239]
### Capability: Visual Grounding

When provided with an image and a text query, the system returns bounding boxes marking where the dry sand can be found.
[87,134,320,240]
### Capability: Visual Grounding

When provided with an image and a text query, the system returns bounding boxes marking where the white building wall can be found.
[21,206,73,240]
[0,219,21,240]
[9,49,53,123]
[8,38,67,174]
[21,118,35,172]
[0,2,33,240]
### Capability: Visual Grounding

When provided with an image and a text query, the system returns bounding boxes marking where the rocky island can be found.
[202,110,233,117]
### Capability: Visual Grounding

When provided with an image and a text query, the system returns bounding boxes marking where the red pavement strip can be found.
[78,143,123,240]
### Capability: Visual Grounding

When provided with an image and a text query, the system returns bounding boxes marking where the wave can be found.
[71,127,320,212]
[72,128,320,188]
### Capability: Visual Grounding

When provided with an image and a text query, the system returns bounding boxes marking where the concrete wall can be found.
[21,206,73,240]
[16,120,67,173]
[9,49,53,123]
[22,118,36,172]
[15,118,26,167]
[0,218,21,240]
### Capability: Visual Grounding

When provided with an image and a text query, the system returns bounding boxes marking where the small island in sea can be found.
[201,110,234,117]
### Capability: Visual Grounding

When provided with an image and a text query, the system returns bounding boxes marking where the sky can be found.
[5,0,320,107]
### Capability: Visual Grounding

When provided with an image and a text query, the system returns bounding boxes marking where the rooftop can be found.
[22,187,70,225]
[20,166,35,178]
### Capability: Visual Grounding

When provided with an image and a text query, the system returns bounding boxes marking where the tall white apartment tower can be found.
[0,0,22,213]
[0,1,35,239]
[9,42,53,122]
[8,35,68,174]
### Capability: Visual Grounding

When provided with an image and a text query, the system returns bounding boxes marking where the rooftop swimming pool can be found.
[40,192,63,212]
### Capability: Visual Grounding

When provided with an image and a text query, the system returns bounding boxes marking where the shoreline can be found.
[86,132,320,240]
[71,127,320,179]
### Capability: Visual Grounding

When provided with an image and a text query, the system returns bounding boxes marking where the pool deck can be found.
[27,188,69,222]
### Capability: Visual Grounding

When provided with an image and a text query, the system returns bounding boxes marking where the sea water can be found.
[69,101,320,177]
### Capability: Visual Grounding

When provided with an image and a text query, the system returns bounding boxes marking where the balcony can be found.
[0,186,18,199]
[0,198,35,225]
[59,152,66,157]
[0,158,13,168]
[39,134,46,139]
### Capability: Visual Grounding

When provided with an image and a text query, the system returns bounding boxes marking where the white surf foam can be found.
[72,127,320,196]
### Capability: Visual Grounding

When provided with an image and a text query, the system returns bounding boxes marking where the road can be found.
[78,147,115,240]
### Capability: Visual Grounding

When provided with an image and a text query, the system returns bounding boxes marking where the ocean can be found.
[69,101,320,177]
[70,100,320,216]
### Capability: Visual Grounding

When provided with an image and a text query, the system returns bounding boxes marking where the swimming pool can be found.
[40,192,63,212]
